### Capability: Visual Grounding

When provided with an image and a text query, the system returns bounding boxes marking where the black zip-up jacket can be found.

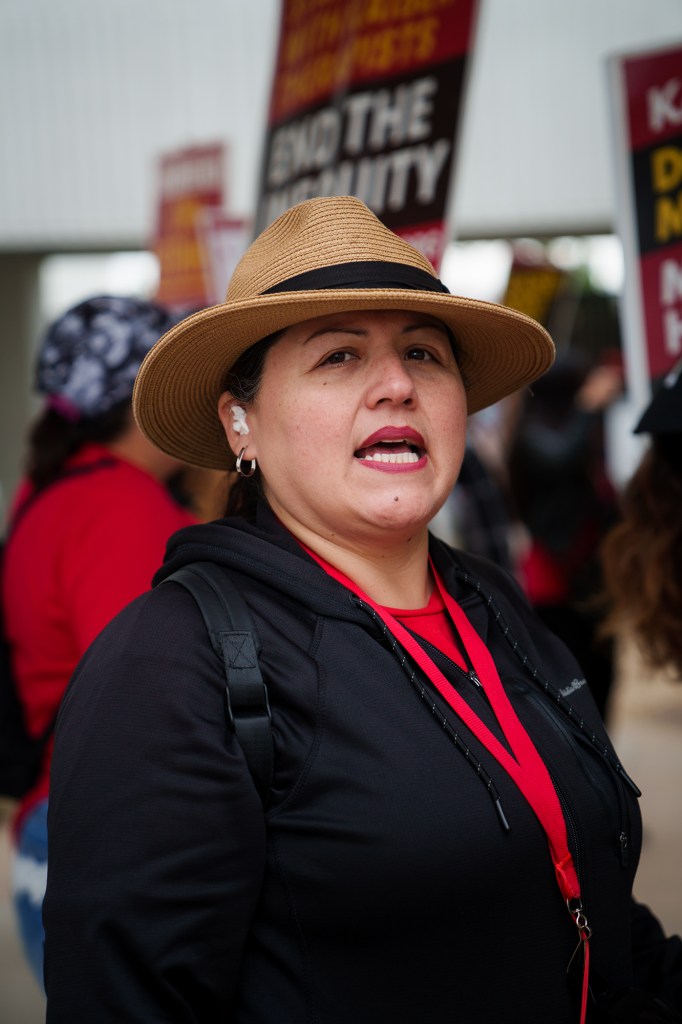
[44,506,682,1023]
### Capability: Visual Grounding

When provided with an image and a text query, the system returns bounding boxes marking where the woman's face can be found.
[219,309,467,549]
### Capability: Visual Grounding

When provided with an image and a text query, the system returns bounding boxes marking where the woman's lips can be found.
[356,426,426,449]
[354,427,427,471]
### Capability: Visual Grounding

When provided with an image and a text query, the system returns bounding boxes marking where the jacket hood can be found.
[155,503,376,624]
[155,502,468,623]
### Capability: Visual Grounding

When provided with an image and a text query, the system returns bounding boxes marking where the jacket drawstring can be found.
[454,569,641,798]
[354,597,511,832]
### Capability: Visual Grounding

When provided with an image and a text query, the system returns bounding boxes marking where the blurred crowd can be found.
[432,262,682,727]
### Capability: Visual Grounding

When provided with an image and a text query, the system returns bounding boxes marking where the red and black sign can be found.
[152,143,225,310]
[255,0,479,271]
[611,43,682,381]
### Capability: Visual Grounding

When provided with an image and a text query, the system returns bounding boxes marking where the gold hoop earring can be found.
[236,447,257,478]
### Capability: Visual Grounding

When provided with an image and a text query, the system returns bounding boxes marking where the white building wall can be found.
[0,0,680,250]
[0,0,280,248]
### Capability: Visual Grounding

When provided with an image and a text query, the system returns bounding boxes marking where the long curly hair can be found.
[599,434,682,678]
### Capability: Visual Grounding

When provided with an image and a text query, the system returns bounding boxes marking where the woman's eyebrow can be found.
[402,321,450,338]
[302,326,367,344]
[302,319,449,345]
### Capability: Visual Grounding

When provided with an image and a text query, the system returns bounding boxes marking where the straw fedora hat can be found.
[134,195,555,469]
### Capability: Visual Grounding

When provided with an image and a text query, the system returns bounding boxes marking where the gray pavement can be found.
[609,640,682,938]
[0,638,680,1023]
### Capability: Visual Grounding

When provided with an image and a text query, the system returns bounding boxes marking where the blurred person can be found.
[43,199,681,1023]
[600,359,682,680]
[430,439,516,572]
[508,350,623,719]
[1,295,196,985]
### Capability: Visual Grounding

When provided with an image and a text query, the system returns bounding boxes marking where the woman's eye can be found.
[405,347,434,362]
[321,350,353,366]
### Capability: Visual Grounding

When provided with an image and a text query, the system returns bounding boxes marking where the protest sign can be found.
[256,0,479,270]
[196,209,252,306]
[152,143,225,309]
[609,42,682,386]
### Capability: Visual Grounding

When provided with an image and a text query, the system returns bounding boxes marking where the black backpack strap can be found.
[163,562,273,804]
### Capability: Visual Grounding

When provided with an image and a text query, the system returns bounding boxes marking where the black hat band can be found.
[263,260,450,296]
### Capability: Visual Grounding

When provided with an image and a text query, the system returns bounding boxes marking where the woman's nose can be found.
[365,351,416,407]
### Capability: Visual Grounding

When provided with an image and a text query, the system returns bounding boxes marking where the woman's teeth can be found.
[359,450,420,464]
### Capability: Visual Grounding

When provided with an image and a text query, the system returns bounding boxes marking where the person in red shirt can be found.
[2,295,196,985]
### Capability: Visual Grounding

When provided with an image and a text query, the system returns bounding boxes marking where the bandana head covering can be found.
[36,295,178,420]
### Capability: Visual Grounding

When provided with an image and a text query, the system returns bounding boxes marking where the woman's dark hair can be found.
[599,434,682,679]
[26,400,132,491]
[223,331,283,520]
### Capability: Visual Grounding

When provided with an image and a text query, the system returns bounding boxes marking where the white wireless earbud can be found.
[231,405,249,436]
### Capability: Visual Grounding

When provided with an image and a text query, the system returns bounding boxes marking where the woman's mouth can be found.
[354,440,423,465]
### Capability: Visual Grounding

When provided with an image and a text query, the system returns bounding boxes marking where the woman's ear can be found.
[217,392,256,459]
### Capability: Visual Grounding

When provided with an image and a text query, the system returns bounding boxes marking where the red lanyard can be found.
[303,544,592,1022]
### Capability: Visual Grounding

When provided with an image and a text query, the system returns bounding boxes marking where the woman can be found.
[43,199,681,1023]
[600,358,682,679]
[2,295,196,984]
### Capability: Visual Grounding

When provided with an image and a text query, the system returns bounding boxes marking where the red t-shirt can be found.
[383,587,466,671]
[3,443,196,827]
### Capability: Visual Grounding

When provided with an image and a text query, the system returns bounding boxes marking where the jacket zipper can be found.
[416,634,492,707]
[430,635,591,928]
[550,768,585,902]
[526,691,631,868]
[362,611,511,830]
